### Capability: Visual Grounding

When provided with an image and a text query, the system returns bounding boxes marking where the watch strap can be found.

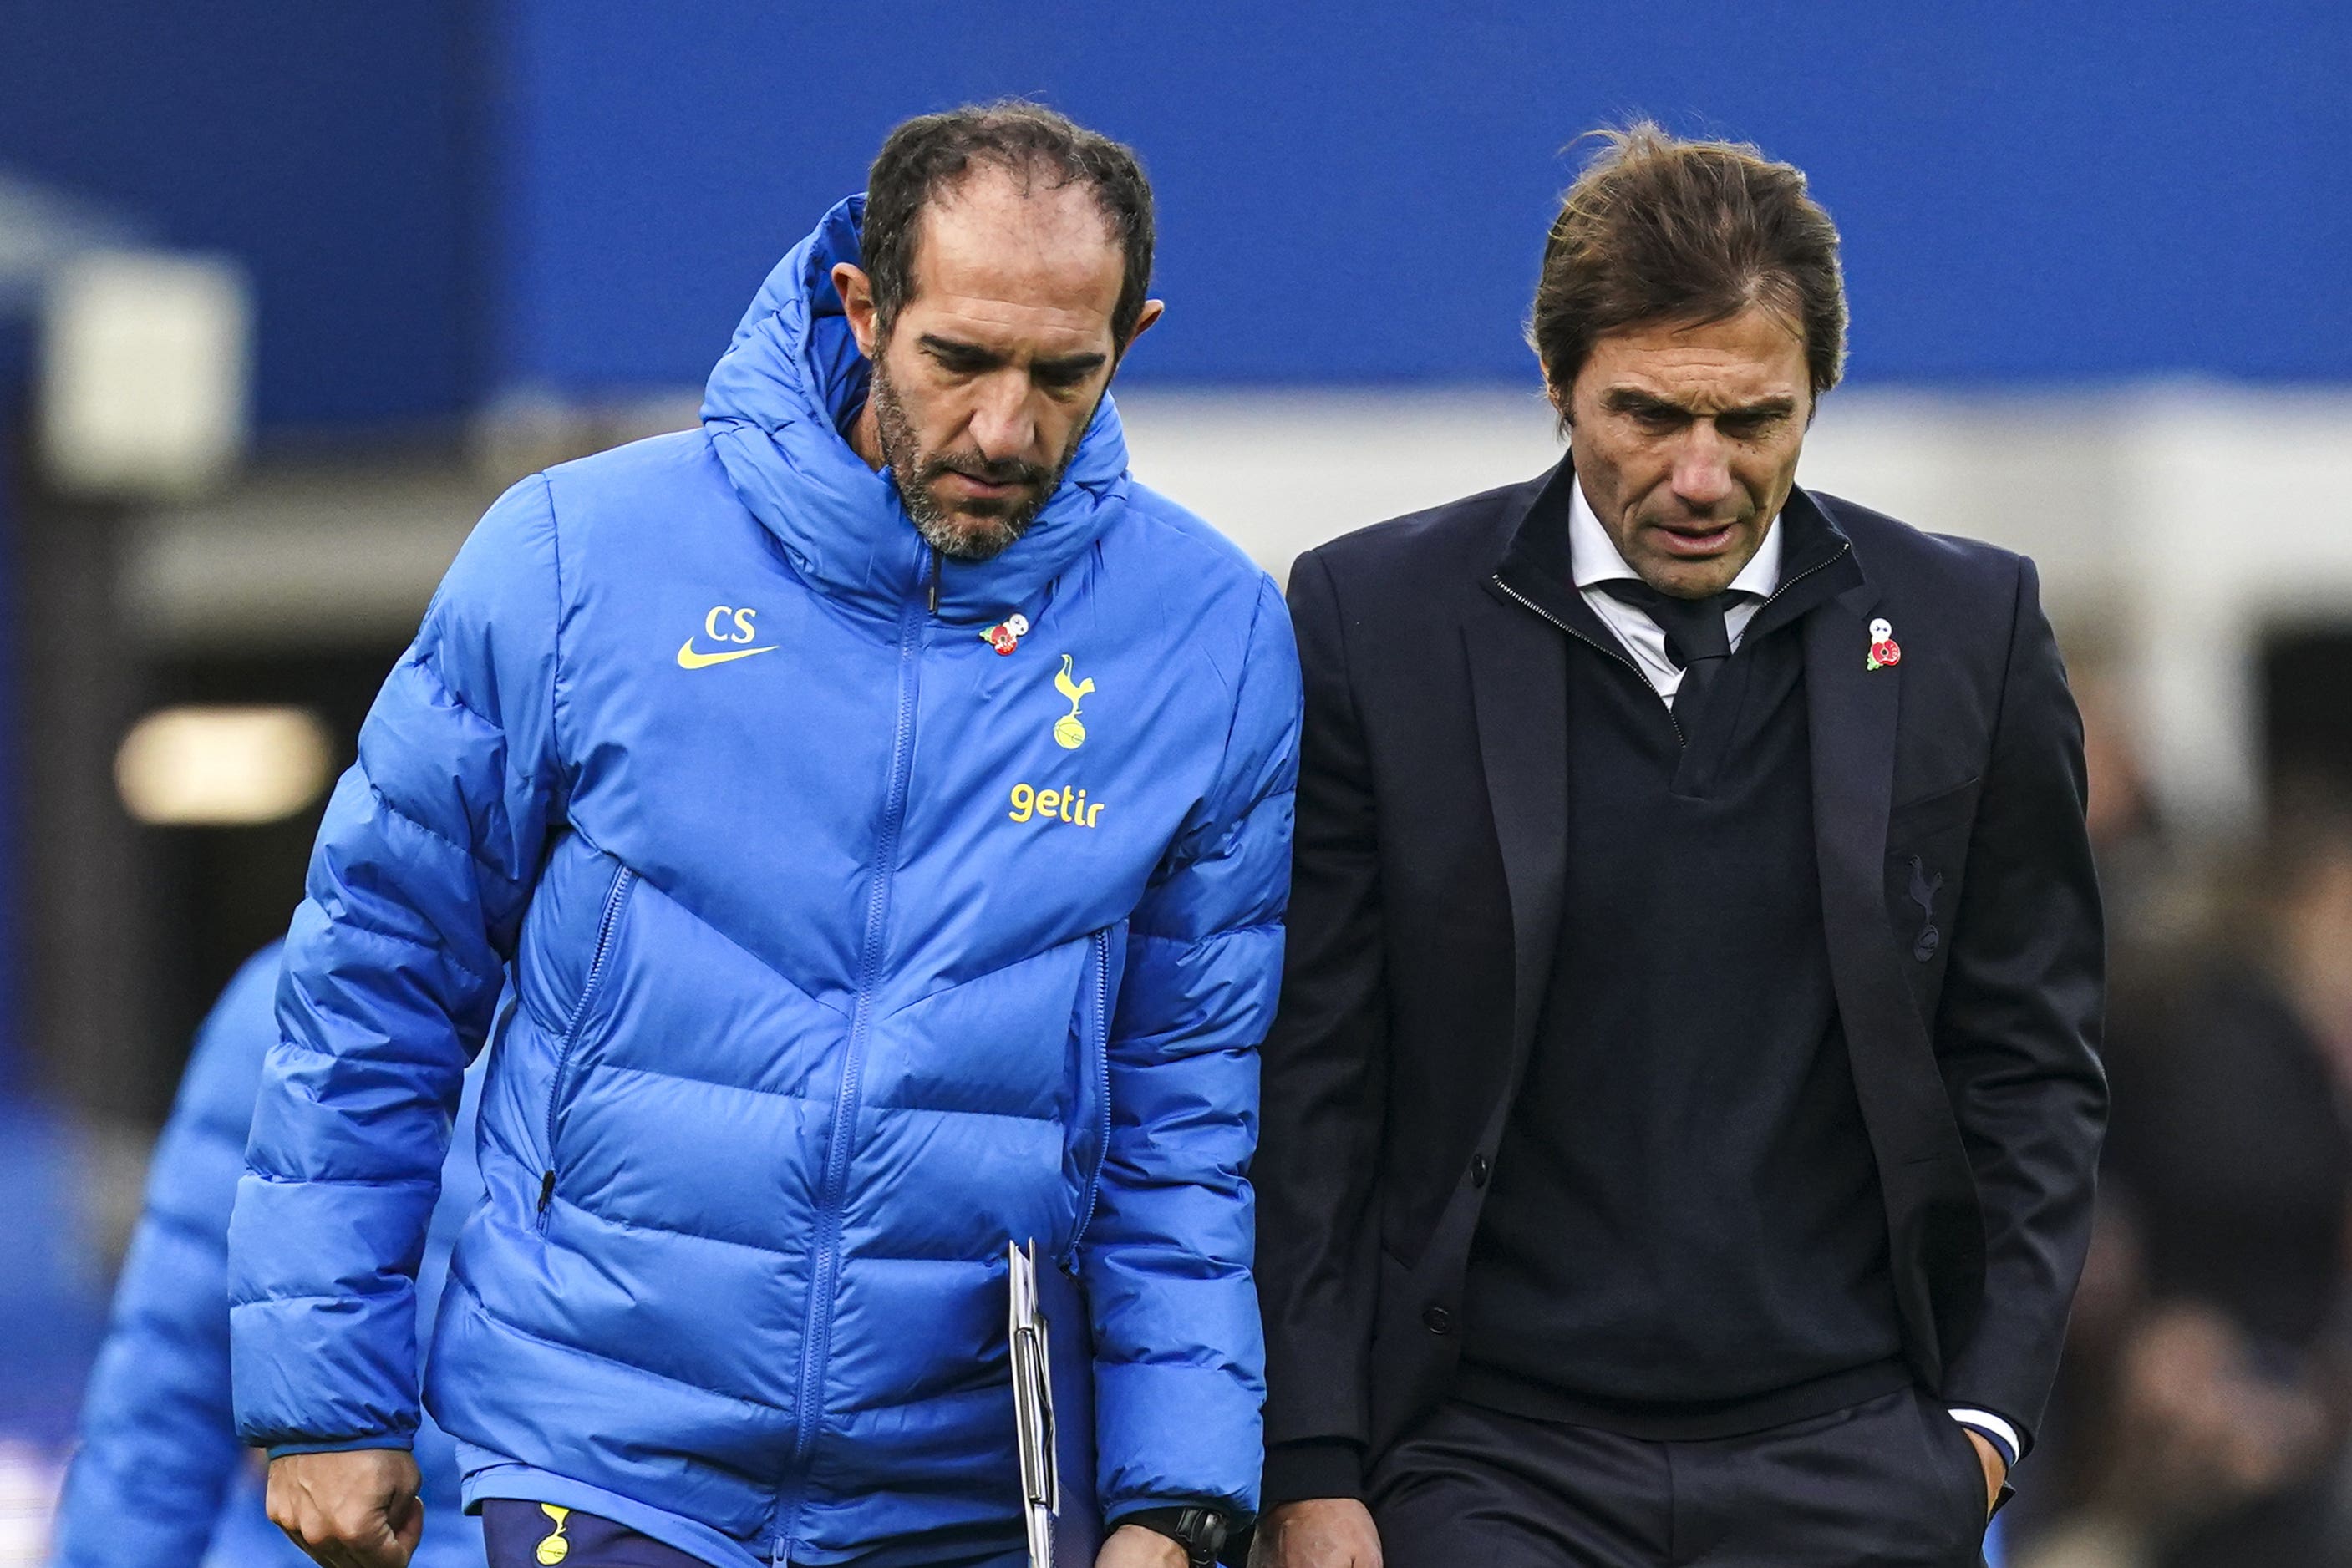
[1119,1505,1228,1565]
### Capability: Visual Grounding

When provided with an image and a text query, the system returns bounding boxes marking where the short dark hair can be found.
[1529,122,1847,410]
[861,102,1156,348]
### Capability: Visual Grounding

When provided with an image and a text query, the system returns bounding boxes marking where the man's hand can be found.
[1098,1522,1189,1568]
[1250,1498,1383,1568]
[1963,1429,2008,1518]
[265,1449,424,1568]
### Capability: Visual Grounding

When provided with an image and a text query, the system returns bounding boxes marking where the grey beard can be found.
[871,360,1088,563]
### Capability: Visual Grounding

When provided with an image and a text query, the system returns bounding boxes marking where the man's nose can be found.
[967,373,1039,462]
[1670,424,1737,510]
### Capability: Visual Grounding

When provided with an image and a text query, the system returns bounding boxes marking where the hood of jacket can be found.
[699,194,1131,624]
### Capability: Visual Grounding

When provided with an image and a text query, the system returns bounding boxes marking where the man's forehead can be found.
[904,172,1123,330]
[1586,310,1808,403]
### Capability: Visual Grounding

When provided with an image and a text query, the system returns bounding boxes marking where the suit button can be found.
[1422,1305,1455,1335]
[1470,1154,1491,1187]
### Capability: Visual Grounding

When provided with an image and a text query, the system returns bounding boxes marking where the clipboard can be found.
[1009,1240,1100,1568]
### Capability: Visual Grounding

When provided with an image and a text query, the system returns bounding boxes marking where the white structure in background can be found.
[38,250,251,500]
[2,171,265,830]
[1119,386,2352,839]
[122,382,2351,842]
[0,1438,63,1567]
[0,170,252,502]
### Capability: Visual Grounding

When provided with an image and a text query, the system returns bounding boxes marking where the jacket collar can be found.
[1493,453,1855,627]
[699,195,1130,625]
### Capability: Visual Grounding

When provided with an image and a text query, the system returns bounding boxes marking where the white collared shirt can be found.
[1568,477,1781,705]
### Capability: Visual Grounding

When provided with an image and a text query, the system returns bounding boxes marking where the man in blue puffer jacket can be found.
[51,944,485,1568]
[229,104,1298,1568]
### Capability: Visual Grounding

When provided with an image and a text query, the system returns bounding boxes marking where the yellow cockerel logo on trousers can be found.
[535,1503,571,1564]
[1054,655,1095,750]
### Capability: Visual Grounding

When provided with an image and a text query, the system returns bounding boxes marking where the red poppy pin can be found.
[1866,617,1902,671]
[981,612,1031,656]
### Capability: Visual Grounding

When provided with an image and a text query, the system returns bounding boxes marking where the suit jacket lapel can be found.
[1805,575,1896,992]
[1465,591,1570,1071]
[1470,462,1583,1082]
[1803,557,1974,1379]
[1375,488,1576,1332]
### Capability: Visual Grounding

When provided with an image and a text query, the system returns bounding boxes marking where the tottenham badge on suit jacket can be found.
[1253,457,2108,1509]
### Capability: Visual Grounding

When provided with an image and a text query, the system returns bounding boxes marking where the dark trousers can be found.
[1371,1388,1990,1567]
[481,1501,1024,1568]
[484,1502,714,1568]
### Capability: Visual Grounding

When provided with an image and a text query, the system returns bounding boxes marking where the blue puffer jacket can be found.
[229,196,1299,1568]
[53,944,485,1568]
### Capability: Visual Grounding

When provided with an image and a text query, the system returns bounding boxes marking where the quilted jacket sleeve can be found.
[50,946,283,1568]
[1081,576,1303,1524]
[228,475,566,1450]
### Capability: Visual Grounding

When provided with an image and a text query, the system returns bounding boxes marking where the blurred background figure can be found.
[45,946,486,1568]
[2019,798,2352,1568]
[1,4,2349,1562]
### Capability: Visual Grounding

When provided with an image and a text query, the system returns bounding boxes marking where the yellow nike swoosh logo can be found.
[676,639,780,670]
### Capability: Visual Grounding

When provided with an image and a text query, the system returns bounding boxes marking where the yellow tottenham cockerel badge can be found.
[535,1503,572,1565]
[1054,655,1095,750]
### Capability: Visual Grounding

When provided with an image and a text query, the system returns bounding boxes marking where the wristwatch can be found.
[1120,1505,1229,1565]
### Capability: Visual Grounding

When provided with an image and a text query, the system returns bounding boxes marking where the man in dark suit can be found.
[1251,124,2106,1566]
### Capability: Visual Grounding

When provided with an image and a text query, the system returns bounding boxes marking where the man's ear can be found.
[833,262,881,358]
[1544,365,1590,447]
[1112,299,1166,371]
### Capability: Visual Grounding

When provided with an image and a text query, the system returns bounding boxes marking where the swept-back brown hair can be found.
[1528,122,1847,415]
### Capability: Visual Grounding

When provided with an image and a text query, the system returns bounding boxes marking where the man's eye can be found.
[927,348,989,376]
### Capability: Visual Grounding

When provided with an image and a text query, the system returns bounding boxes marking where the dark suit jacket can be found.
[1254,460,2108,1505]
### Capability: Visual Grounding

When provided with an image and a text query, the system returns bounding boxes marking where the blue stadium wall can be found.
[0,2,2345,429]
[494,0,2352,393]
[0,4,480,428]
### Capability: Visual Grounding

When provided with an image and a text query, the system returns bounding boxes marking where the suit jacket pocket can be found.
[1887,774,1982,844]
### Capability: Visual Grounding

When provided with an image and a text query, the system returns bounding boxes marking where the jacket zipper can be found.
[1489,540,1852,750]
[1491,575,1686,748]
[777,591,925,1556]
[537,863,638,1225]
[1749,539,1852,617]
[1064,930,1115,1265]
